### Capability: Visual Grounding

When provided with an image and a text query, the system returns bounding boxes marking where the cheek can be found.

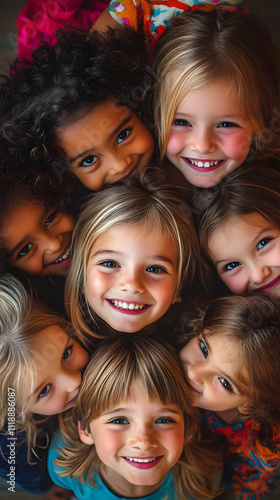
[223,132,252,161]
[166,130,186,155]
[219,272,247,294]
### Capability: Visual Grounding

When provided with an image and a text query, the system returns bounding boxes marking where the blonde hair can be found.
[55,334,224,498]
[154,10,280,159]
[65,173,198,340]
[0,274,70,435]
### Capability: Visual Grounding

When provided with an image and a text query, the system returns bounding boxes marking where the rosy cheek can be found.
[166,130,186,155]
[222,275,247,294]
[223,133,252,160]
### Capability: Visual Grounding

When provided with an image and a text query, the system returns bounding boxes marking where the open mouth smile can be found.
[123,456,163,469]
[183,158,224,171]
[49,246,71,267]
[106,299,151,315]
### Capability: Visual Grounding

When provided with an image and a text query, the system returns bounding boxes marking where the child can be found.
[154,10,280,188]
[0,27,154,191]
[65,173,198,338]
[196,165,280,299]
[179,293,280,499]
[48,334,224,499]
[0,156,75,312]
[0,273,89,494]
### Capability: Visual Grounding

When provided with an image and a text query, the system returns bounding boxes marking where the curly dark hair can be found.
[0,26,154,163]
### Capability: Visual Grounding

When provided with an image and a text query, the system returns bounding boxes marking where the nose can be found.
[60,368,82,394]
[119,269,145,294]
[249,263,271,285]
[128,425,158,450]
[43,231,63,255]
[187,362,206,386]
[108,154,132,177]
[190,128,215,155]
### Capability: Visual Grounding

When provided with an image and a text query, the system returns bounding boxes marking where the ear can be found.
[237,402,250,415]
[78,421,95,445]
[172,291,181,304]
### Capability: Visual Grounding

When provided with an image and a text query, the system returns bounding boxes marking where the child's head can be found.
[179,294,280,427]
[0,160,74,277]
[0,273,89,430]
[0,27,154,190]
[55,335,222,498]
[65,174,198,336]
[196,165,280,298]
[154,10,280,187]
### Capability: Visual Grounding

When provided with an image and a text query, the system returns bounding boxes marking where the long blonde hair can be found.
[154,10,280,159]
[55,334,224,498]
[65,173,198,340]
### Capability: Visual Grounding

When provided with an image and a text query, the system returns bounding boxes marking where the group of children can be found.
[0,0,280,499]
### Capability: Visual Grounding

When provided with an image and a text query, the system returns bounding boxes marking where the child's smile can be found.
[167,78,253,188]
[58,99,154,191]
[85,223,178,332]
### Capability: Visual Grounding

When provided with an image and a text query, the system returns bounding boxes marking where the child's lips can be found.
[122,456,163,469]
[106,298,151,315]
[48,244,71,267]
[256,274,280,292]
[182,158,225,171]
[117,161,140,182]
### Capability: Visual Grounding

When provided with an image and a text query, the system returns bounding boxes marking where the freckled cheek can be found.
[166,131,186,155]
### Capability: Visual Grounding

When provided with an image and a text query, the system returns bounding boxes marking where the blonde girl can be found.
[65,173,198,338]
[196,165,280,299]
[48,334,224,499]
[154,10,280,188]
[0,273,89,493]
[179,294,280,499]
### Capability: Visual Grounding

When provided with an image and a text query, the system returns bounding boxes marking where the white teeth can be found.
[55,246,70,263]
[126,457,157,463]
[189,159,220,168]
[111,300,146,310]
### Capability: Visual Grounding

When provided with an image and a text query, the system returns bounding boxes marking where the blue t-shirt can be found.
[48,430,179,499]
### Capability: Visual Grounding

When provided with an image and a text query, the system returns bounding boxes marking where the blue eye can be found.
[46,211,58,226]
[146,266,166,273]
[199,340,208,358]
[110,418,129,424]
[257,238,271,250]
[100,261,119,268]
[62,346,72,361]
[173,119,191,127]
[39,384,51,399]
[80,155,98,167]
[219,377,232,392]
[217,122,237,128]
[224,261,242,272]
[17,243,34,259]
[117,128,131,144]
[156,417,174,424]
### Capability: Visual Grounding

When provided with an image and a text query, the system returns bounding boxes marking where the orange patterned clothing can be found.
[202,410,280,499]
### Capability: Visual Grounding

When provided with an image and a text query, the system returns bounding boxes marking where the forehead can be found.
[58,99,133,154]
[31,325,68,372]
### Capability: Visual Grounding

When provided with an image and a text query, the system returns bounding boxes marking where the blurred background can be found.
[0,0,279,73]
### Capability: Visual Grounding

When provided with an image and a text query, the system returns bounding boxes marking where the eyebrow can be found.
[68,116,133,164]
[32,335,70,398]
[7,207,50,258]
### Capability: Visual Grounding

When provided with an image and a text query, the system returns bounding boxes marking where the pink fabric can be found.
[17,0,109,60]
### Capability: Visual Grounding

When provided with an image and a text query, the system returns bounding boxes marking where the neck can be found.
[100,464,168,497]
[215,407,242,424]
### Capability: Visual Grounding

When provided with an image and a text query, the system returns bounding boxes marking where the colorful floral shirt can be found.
[202,410,280,500]
[108,0,248,43]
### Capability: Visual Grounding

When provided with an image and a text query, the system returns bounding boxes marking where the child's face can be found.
[58,99,154,191]
[30,325,89,415]
[85,223,178,332]
[208,213,280,298]
[167,78,253,188]
[179,332,247,413]
[78,381,184,490]
[2,201,74,277]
